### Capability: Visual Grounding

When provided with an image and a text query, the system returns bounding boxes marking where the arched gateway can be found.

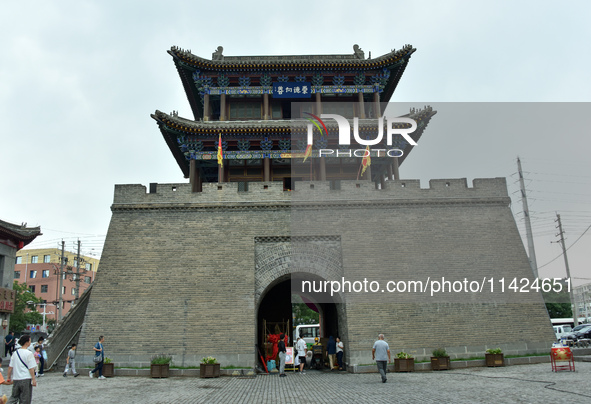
[255,236,348,366]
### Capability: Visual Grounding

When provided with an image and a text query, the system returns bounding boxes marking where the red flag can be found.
[360,145,371,175]
[302,144,313,162]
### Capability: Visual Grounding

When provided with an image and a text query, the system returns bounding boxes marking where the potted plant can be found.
[151,354,172,378]
[102,357,115,377]
[200,356,221,378]
[394,351,414,372]
[485,348,504,367]
[431,348,450,371]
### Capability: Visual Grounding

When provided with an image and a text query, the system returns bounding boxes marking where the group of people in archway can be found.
[277,334,344,377]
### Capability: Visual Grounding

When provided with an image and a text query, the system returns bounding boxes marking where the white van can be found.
[294,324,320,348]
[553,325,572,340]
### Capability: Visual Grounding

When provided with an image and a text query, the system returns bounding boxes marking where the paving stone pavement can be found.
[15,363,591,404]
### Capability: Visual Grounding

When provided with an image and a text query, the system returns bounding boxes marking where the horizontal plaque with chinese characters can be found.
[272,82,312,98]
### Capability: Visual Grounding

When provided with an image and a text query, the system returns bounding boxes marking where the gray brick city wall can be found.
[78,178,554,368]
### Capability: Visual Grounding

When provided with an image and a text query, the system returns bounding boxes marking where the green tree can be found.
[10,281,43,333]
[545,303,572,318]
[291,295,319,325]
[541,278,573,319]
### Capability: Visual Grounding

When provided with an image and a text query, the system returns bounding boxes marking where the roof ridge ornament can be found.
[212,46,224,61]
[353,44,365,59]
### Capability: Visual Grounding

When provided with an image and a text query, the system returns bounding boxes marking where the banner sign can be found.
[0,288,16,313]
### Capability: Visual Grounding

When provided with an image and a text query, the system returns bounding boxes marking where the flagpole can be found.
[356,160,363,181]
[310,152,313,181]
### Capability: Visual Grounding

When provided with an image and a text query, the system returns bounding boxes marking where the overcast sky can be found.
[1,1,589,286]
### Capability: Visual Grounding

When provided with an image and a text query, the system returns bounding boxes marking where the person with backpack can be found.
[6,335,37,404]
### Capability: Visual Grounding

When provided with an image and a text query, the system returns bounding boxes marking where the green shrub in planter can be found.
[431,348,450,370]
[151,354,173,365]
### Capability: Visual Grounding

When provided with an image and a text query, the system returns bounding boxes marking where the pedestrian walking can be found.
[336,337,344,370]
[6,335,37,404]
[327,336,337,370]
[372,334,391,383]
[296,337,307,374]
[0,357,10,403]
[89,336,106,380]
[4,333,14,358]
[63,344,79,377]
[32,347,41,376]
[32,337,45,377]
[277,333,287,377]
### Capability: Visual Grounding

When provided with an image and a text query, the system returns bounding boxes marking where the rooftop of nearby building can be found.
[0,219,41,249]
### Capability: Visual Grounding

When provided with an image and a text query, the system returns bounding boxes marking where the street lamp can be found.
[26,301,55,333]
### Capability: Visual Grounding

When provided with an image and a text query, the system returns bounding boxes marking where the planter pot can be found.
[430,356,450,371]
[485,353,504,367]
[151,363,170,378]
[394,358,414,372]
[102,363,115,377]
[200,363,221,378]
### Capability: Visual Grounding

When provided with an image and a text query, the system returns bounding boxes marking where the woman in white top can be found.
[336,337,344,370]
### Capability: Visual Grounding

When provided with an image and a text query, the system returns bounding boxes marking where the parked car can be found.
[572,324,591,333]
[562,325,591,342]
[574,327,591,340]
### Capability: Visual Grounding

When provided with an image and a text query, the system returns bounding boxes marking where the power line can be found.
[537,221,591,270]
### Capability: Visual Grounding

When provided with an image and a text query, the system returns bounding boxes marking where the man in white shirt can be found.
[296,337,307,374]
[6,335,37,404]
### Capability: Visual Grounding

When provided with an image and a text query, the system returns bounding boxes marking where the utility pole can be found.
[58,241,65,321]
[517,157,538,278]
[75,239,82,303]
[556,213,579,326]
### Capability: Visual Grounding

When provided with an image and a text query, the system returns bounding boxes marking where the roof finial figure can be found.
[353,44,365,59]
[212,46,224,61]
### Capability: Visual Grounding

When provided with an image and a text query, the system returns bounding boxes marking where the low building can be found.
[574,282,591,320]
[0,219,41,342]
[14,248,99,321]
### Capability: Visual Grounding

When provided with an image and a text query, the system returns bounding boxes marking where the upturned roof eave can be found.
[169,45,416,119]
[0,219,42,248]
[169,45,415,70]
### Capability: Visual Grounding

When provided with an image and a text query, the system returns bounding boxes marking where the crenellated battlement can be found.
[112,177,509,207]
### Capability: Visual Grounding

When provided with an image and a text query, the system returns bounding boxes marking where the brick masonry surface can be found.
[78,178,555,368]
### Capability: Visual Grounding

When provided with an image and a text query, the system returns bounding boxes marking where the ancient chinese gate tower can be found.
[78,45,554,368]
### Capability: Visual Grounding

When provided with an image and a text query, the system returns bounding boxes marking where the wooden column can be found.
[189,159,202,192]
[373,92,381,118]
[263,93,269,120]
[364,164,372,181]
[358,92,366,119]
[392,157,400,180]
[387,163,394,181]
[220,93,227,121]
[264,157,270,182]
[315,92,322,115]
[218,162,224,183]
[203,93,210,122]
[380,174,387,189]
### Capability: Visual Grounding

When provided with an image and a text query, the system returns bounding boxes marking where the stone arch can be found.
[254,236,343,307]
[254,236,348,368]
